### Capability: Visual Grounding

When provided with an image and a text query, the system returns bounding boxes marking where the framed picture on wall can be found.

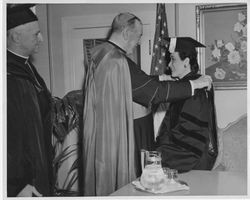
[196,3,247,90]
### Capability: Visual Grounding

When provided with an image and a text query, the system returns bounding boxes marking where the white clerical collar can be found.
[7,49,29,60]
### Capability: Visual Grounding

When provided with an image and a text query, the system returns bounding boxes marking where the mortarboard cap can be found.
[7,4,38,30]
[165,37,206,53]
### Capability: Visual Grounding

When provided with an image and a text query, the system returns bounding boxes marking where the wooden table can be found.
[110,170,247,196]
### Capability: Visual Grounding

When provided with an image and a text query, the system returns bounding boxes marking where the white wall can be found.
[35,3,247,129]
[34,4,51,90]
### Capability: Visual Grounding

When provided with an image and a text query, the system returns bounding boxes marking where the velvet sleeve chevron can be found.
[157,89,217,172]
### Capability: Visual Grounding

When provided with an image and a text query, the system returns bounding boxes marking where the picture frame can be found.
[196,3,247,90]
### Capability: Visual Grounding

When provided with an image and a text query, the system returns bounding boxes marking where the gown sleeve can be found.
[126,58,192,108]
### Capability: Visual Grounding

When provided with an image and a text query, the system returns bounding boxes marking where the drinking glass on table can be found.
[140,149,147,171]
[163,168,178,183]
[140,151,165,191]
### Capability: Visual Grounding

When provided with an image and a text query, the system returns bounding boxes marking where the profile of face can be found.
[168,52,190,79]
[18,21,43,56]
[126,20,143,55]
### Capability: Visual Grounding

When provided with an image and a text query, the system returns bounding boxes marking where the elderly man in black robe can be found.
[7,4,53,197]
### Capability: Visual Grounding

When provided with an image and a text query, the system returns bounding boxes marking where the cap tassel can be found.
[169,38,177,53]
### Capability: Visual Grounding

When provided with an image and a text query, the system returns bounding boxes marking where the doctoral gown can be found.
[120,42,193,177]
[156,72,218,173]
[82,41,193,196]
[7,51,53,196]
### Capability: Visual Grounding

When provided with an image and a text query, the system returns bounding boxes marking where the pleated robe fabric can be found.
[83,43,136,196]
[156,73,218,173]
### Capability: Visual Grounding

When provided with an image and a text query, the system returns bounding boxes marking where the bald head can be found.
[108,13,143,54]
[108,12,142,36]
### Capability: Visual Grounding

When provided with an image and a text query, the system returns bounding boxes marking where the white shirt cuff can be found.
[159,75,164,81]
[189,80,194,96]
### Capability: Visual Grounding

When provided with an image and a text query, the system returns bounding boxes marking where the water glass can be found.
[145,151,162,166]
[163,168,178,182]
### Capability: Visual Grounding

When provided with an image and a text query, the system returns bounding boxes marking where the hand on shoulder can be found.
[159,74,175,81]
[191,75,212,90]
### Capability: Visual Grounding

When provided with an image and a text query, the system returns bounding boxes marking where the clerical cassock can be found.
[7,50,53,196]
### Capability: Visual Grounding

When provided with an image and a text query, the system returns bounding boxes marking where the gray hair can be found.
[106,12,142,39]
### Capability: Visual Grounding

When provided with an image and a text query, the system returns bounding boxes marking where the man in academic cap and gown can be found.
[7,4,53,196]
[156,37,218,173]
[83,13,213,196]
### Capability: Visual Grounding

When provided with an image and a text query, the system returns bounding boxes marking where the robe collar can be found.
[107,40,126,55]
[179,71,201,82]
[7,49,29,64]
[7,50,43,90]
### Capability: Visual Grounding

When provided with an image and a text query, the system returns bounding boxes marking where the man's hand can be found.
[191,75,212,90]
[17,184,42,197]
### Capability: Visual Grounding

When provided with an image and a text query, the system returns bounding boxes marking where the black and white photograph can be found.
[1,1,248,199]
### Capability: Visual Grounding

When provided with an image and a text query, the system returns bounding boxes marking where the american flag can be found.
[150,4,170,75]
[151,4,170,132]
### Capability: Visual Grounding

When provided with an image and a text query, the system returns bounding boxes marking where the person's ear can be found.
[11,30,21,44]
[122,27,129,41]
[184,57,190,67]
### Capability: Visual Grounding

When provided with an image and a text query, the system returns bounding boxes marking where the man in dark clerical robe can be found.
[82,13,212,196]
[7,4,53,196]
[156,37,218,173]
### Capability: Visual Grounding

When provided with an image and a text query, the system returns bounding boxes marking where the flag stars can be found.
[151,4,167,75]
